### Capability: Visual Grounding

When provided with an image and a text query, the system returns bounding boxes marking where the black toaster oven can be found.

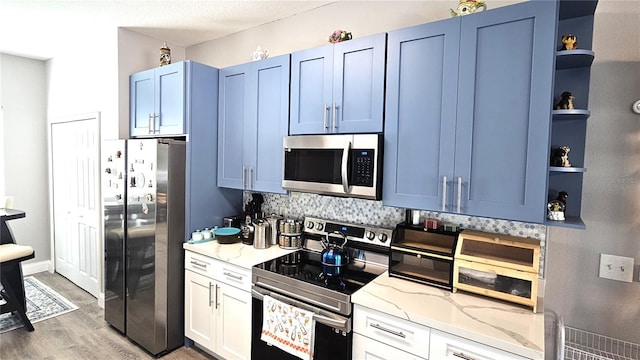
[389,223,459,291]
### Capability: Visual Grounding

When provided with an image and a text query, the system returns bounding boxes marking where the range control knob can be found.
[316,223,324,231]
[306,221,314,230]
[366,231,376,240]
[378,233,388,243]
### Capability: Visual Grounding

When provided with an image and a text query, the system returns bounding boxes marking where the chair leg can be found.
[0,264,34,332]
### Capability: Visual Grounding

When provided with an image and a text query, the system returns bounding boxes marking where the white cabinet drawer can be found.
[185,251,217,279]
[354,304,430,359]
[353,333,427,360]
[217,262,251,291]
[430,329,529,360]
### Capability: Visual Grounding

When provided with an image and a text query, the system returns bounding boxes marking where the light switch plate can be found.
[599,254,634,283]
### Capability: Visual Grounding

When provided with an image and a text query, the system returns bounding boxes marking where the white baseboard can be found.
[97,292,105,308]
[22,260,52,276]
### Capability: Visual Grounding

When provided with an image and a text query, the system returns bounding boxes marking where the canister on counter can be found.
[424,218,441,230]
[441,222,460,232]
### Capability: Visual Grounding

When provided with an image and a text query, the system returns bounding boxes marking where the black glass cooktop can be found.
[253,250,384,295]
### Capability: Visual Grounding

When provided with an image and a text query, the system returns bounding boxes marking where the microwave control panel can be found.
[350,149,375,187]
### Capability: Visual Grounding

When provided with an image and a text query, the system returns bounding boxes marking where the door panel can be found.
[217,65,248,189]
[455,2,556,222]
[156,62,185,135]
[52,116,100,298]
[130,69,154,137]
[217,284,251,360]
[334,33,386,133]
[253,56,290,194]
[290,45,333,134]
[383,19,460,211]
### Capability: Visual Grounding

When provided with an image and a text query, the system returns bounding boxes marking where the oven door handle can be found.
[251,288,349,332]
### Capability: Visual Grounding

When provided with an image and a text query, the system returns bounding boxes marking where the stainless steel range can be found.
[251,217,392,360]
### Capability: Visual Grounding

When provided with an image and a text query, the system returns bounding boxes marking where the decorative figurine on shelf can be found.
[450,0,486,16]
[551,146,572,167]
[328,29,352,43]
[160,41,171,67]
[547,191,568,221]
[555,91,575,110]
[251,46,269,61]
[560,34,578,50]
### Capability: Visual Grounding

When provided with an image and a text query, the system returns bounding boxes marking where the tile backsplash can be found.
[244,191,547,276]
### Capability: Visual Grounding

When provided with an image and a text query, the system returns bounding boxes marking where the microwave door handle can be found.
[341,141,351,193]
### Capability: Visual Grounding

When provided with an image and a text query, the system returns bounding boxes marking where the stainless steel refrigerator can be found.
[103,138,185,356]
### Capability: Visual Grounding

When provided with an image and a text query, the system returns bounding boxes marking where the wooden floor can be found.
[0,271,215,360]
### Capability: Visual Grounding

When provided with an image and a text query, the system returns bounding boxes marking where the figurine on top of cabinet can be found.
[450,0,486,16]
[328,29,352,43]
[555,91,575,110]
[160,41,171,67]
[560,34,578,50]
[551,146,572,167]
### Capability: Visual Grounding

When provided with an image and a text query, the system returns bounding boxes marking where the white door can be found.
[51,116,100,297]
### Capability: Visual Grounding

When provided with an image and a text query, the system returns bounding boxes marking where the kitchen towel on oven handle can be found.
[261,294,316,360]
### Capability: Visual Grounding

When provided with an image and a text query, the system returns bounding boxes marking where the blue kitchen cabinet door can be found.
[249,55,290,194]
[129,68,154,137]
[383,18,461,211]
[333,33,386,133]
[155,62,185,135]
[217,63,249,190]
[289,45,333,135]
[453,1,557,223]
[129,62,185,137]
[290,34,386,135]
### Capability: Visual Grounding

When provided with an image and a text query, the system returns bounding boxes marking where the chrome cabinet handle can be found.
[370,323,406,338]
[341,141,351,193]
[457,177,462,213]
[442,176,447,212]
[208,282,213,307]
[148,113,153,134]
[242,166,247,189]
[248,167,253,190]
[190,260,208,269]
[215,284,220,309]
[223,271,243,281]
[323,104,329,132]
[452,351,479,360]
[332,103,338,132]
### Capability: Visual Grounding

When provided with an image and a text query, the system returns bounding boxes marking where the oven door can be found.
[282,134,382,200]
[251,286,352,360]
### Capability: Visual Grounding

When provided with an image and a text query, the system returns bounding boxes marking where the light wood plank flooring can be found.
[0,271,214,360]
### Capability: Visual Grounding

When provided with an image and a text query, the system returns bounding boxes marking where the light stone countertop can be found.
[183,240,297,268]
[351,272,545,360]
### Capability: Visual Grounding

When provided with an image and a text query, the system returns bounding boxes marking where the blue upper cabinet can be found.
[217,63,249,190]
[384,1,557,224]
[383,18,461,211]
[218,55,290,194]
[129,61,185,137]
[290,33,386,134]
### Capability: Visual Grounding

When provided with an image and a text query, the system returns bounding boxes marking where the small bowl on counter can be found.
[214,227,241,244]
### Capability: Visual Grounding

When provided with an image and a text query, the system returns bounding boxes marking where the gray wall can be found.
[545,8,640,345]
[0,53,50,264]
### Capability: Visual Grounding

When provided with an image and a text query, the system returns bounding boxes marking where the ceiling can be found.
[0,0,333,60]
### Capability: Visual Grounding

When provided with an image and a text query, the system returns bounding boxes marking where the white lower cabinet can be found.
[354,304,533,360]
[184,251,251,360]
[353,304,430,359]
[429,329,529,360]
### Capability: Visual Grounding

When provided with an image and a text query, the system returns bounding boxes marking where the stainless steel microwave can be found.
[282,134,383,200]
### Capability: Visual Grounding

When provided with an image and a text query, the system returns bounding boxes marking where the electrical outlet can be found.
[599,254,634,283]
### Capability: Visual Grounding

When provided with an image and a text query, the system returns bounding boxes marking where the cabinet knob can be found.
[633,99,640,114]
